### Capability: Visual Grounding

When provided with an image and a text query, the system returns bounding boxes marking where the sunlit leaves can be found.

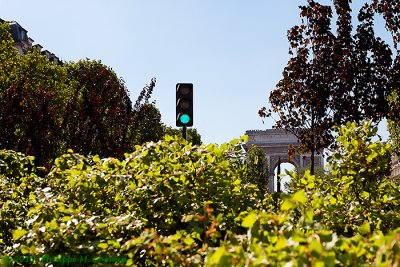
[0,136,264,265]
[1,121,400,265]
[241,212,258,228]
[12,229,27,241]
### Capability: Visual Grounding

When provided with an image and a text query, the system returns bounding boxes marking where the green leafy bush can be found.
[289,121,400,235]
[0,121,399,266]
[2,136,263,266]
[0,150,41,256]
[206,202,400,266]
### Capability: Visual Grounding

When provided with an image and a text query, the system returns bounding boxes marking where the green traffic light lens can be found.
[180,114,190,124]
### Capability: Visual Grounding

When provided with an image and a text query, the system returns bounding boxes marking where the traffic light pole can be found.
[182,126,187,141]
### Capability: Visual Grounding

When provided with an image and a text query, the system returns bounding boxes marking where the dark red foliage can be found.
[61,61,135,158]
[261,0,397,174]
[0,77,60,168]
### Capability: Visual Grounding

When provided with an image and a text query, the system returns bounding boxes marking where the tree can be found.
[131,103,165,145]
[62,62,165,158]
[244,145,269,193]
[129,78,168,146]
[371,0,400,50]
[260,1,335,174]
[372,1,400,153]
[60,60,134,158]
[0,22,72,168]
[0,21,175,166]
[330,1,392,125]
[260,0,393,174]
[0,22,20,93]
[0,53,71,168]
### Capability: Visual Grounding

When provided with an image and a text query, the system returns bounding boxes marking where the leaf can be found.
[12,229,28,241]
[209,247,225,264]
[97,243,108,249]
[292,190,307,203]
[183,236,194,246]
[242,212,258,228]
[318,231,333,242]
[275,237,287,250]
[309,238,322,254]
[62,216,72,222]
[383,194,389,203]
[45,220,58,231]
[358,222,371,235]
[307,182,315,189]
[281,199,296,211]
[97,223,108,229]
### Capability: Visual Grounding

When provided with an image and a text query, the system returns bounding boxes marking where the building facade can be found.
[0,18,62,64]
[391,155,400,184]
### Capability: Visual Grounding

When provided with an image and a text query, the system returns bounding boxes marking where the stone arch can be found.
[272,160,297,192]
[245,129,323,192]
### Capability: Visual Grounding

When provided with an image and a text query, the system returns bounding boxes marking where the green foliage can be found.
[289,121,399,236]
[164,126,202,145]
[206,211,400,266]
[388,120,400,158]
[388,89,400,157]
[0,22,19,94]
[244,145,269,192]
[131,104,165,145]
[1,121,399,266]
[1,136,263,266]
[206,121,400,266]
[330,121,392,193]
[0,23,166,167]
[0,150,40,253]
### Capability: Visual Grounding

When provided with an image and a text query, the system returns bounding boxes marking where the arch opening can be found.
[273,162,296,193]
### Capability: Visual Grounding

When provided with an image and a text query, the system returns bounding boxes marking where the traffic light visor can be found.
[177,99,191,109]
[177,84,192,95]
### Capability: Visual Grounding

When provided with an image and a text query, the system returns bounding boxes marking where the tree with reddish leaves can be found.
[1,20,164,167]
[372,0,400,120]
[331,1,392,125]
[371,0,400,50]
[374,0,400,157]
[61,60,163,159]
[61,60,135,158]
[0,35,71,168]
[260,0,394,174]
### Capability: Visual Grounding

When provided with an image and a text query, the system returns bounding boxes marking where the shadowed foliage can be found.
[260,0,396,174]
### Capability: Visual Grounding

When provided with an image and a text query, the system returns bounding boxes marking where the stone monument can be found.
[245,129,324,192]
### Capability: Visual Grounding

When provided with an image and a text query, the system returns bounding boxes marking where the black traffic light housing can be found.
[176,83,193,127]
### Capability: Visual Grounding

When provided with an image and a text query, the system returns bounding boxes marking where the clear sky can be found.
[0,0,393,145]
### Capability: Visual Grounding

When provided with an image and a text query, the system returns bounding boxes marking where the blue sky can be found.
[0,0,393,145]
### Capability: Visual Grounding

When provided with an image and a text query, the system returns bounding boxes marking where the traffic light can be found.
[176,83,193,127]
